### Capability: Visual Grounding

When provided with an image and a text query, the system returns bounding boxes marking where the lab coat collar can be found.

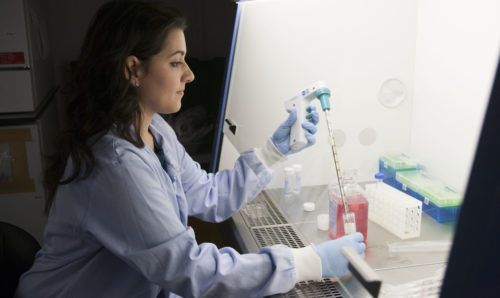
[107,115,181,173]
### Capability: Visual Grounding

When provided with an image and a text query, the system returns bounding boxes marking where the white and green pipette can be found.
[285,81,356,234]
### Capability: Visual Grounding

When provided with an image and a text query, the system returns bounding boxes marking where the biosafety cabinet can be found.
[212,0,500,297]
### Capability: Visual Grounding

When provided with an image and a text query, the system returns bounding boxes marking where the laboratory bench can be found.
[229,185,455,297]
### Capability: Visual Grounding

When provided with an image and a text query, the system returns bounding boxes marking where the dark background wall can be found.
[46,0,236,75]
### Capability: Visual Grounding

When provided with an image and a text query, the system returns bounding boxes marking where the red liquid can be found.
[328,194,368,242]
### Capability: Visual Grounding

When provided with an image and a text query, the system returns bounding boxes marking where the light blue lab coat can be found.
[16,114,296,298]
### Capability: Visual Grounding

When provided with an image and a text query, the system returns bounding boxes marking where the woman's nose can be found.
[184,65,195,83]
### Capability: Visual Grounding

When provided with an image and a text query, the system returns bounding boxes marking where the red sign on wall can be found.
[0,52,26,65]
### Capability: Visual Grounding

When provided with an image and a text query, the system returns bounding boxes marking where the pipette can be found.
[285,82,357,235]
[323,109,357,235]
[285,81,331,150]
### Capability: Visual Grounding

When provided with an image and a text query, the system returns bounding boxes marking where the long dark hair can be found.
[44,1,186,214]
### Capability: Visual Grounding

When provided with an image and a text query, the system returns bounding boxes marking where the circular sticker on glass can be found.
[379,78,407,108]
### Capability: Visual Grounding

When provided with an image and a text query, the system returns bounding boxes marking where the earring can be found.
[135,80,140,87]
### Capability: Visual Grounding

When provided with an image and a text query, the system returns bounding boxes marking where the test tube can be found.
[284,167,295,197]
[292,164,302,194]
[375,172,384,192]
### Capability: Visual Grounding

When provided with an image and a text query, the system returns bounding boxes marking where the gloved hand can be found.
[271,106,319,155]
[315,232,366,278]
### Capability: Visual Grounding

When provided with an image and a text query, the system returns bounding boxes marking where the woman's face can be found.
[137,29,195,114]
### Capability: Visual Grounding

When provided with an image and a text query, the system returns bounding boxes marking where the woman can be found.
[16,1,365,297]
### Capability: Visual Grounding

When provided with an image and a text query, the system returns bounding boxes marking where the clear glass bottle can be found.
[292,164,302,194]
[283,167,295,197]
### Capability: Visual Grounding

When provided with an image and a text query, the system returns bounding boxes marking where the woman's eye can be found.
[170,62,181,67]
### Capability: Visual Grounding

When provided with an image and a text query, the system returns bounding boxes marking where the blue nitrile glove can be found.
[271,106,320,155]
[315,232,366,278]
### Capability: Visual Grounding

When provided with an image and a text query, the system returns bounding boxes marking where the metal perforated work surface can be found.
[240,193,343,298]
[289,281,343,298]
[241,195,288,227]
[252,225,305,249]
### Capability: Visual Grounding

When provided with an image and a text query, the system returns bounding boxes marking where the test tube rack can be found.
[365,182,422,240]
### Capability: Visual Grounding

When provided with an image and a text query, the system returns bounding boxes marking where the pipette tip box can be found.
[395,172,462,223]
[379,153,419,187]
